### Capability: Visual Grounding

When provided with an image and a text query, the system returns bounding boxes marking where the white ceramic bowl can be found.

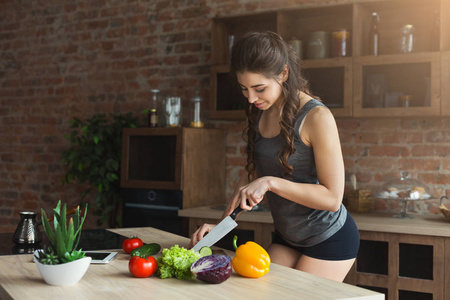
[33,250,91,286]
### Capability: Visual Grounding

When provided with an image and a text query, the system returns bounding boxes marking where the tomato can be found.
[122,237,143,254]
[129,256,157,278]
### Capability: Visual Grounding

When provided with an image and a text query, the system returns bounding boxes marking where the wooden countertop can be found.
[0,227,383,300]
[179,205,450,237]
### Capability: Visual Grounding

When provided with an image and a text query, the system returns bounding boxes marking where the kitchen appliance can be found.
[12,212,42,245]
[121,188,186,236]
[120,127,226,236]
[192,205,245,252]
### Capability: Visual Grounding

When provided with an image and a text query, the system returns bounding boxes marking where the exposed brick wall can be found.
[0,0,448,233]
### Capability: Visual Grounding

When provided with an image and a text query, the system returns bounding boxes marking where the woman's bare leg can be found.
[296,255,355,282]
[267,243,302,269]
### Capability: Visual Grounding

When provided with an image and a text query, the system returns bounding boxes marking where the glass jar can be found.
[288,37,303,60]
[398,94,411,107]
[331,29,351,57]
[189,92,204,128]
[164,97,182,127]
[399,24,415,54]
[306,31,330,59]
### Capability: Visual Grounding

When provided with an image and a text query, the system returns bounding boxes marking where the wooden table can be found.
[0,227,383,300]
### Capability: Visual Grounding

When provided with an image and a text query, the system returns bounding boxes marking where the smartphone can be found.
[83,251,118,264]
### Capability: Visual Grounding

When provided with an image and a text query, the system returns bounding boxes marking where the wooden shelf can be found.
[353,52,441,117]
[303,57,353,117]
[209,0,448,120]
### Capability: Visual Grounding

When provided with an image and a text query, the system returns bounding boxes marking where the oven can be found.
[121,188,187,237]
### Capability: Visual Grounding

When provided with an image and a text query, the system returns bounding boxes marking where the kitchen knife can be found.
[192,205,245,252]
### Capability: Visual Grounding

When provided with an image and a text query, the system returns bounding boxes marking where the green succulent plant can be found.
[35,200,88,265]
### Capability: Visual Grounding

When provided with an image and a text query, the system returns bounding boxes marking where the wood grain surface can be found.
[0,227,383,300]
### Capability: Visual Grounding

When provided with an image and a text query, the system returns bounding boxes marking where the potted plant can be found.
[61,112,139,227]
[33,200,90,286]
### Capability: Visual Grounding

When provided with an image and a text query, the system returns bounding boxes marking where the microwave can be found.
[120,127,226,208]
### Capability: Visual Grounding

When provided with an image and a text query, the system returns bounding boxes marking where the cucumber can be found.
[130,243,161,257]
[199,246,213,257]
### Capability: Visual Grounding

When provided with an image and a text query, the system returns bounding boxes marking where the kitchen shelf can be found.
[354,0,441,56]
[277,4,354,58]
[209,65,246,120]
[211,12,278,66]
[302,57,353,117]
[353,52,440,117]
[209,0,449,120]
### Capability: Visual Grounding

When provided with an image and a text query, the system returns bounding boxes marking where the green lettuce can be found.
[157,245,201,280]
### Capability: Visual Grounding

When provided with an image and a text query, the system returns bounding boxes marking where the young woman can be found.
[189,31,359,282]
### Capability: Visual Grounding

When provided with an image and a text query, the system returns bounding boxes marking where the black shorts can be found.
[271,213,360,261]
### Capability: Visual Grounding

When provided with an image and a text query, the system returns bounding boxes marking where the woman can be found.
[189,31,359,282]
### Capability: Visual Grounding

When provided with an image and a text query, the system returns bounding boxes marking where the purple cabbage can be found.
[190,255,232,284]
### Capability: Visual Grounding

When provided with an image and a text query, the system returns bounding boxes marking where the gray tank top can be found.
[254,99,347,247]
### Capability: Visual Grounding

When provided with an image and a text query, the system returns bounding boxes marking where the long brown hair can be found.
[230,31,311,181]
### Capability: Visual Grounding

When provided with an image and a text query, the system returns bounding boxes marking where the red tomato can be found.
[122,237,143,254]
[129,256,157,278]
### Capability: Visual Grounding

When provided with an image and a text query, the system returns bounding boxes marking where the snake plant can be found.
[35,200,88,265]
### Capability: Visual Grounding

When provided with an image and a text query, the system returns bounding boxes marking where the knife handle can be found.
[230,200,251,220]
[230,206,244,220]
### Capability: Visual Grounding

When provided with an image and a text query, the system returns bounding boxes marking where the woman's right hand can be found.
[188,223,217,249]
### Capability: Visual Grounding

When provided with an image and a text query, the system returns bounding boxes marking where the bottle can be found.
[189,92,204,128]
[148,109,158,127]
[149,89,159,127]
[369,12,380,56]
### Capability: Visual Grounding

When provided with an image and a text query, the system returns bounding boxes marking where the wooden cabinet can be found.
[209,0,449,119]
[120,127,226,209]
[442,52,450,116]
[345,231,448,300]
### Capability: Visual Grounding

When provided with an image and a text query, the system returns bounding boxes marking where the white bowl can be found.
[33,250,91,286]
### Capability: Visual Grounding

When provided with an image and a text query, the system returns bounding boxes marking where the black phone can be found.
[83,251,118,264]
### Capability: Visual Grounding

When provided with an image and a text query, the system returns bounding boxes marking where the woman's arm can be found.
[232,106,345,212]
[188,173,250,248]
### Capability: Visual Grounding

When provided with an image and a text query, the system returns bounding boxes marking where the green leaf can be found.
[65,218,75,251]
[93,136,99,144]
[41,209,56,247]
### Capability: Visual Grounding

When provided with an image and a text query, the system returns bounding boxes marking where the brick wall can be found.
[0,0,449,233]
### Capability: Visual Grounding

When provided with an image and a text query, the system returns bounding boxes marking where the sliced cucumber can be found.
[199,246,213,257]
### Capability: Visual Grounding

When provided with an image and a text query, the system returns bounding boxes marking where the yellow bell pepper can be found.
[232,235,270,278]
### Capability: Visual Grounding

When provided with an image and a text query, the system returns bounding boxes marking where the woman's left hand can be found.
[228,176,273,214]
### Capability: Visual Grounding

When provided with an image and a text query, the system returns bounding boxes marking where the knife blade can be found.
[192,205,245,252]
